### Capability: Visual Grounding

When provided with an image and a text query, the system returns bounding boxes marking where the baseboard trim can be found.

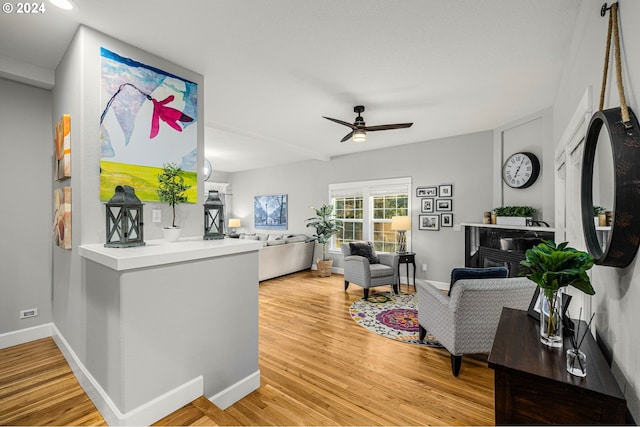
[209,369,260,410]
[51,324,203,426]
[0,323,55,349]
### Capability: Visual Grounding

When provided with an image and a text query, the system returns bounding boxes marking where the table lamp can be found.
[228,218,241,237]
[391,216,411,253]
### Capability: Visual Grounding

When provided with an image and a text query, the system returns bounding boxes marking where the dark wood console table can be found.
[488,308,626,425]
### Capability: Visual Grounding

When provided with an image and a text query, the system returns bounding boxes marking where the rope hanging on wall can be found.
[598,2,632,129]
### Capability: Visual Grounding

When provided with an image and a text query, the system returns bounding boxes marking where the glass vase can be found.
[540,288,563,348]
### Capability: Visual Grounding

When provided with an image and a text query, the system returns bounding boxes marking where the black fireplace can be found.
[464,224,555,277]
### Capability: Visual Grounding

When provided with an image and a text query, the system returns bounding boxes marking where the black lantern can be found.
[105,185,145,248]
[203,190,225,240]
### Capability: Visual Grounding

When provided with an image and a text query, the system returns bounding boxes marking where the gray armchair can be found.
[416,277,536,376]
[342,242,399,300]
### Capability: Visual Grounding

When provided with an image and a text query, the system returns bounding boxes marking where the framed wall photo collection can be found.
[417,183,455,231]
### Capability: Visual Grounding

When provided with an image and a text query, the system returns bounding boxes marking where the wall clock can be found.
[502,152,540,189]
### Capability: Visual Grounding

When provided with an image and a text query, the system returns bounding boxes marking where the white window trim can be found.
[329,177,412,254]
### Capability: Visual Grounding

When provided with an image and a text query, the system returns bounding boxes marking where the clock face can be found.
[502,152,540,189]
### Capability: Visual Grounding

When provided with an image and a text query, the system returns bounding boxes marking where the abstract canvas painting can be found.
[254,194,287,230]
[53,187,71,249]
[100,47,198,202]
[54,114,71,180]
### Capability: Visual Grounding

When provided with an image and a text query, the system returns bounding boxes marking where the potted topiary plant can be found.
[305,204,343,277]
[157,162,192,242]
[493,205,537,226]
[520,240,595,348]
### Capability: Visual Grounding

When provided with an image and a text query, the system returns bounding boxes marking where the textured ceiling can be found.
[0,0,581,172]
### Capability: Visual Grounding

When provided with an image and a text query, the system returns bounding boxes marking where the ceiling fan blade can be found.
[363,123,413,132]
[340,131,354,143]
[323,116,357,130]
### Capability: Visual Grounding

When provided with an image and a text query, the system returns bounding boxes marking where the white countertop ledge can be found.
[79,236,264,271]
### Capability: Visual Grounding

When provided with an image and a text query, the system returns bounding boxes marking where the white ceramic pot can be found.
[163,227,182,242]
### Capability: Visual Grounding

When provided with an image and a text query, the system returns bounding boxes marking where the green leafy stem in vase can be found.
[520,240,595,337]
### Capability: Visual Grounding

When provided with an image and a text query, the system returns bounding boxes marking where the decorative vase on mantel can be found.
[540,287,563,348]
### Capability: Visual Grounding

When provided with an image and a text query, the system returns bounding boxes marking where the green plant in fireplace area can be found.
[157,162,192,228]
[593,206,605,216]
[493,205,536,217]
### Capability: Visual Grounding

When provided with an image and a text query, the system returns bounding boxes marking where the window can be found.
[330,178,411,253]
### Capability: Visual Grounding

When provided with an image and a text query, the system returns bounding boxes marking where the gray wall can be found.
[230,131,495,284]
[52,25,206,368]
[552,0,640,420]
[0,78,53,334]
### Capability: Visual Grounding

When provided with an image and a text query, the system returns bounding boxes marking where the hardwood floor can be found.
[1,271,495,426]
[0,338,107,426]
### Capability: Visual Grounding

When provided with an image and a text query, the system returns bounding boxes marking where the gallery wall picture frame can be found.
[416,187,437,197]
[436,199,452,211]
[441,213,453,227]
[419,214,440,231]
[439,184,453,197]
[421,198,434,213]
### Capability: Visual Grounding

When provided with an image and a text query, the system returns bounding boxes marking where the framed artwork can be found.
[100,47,198,203]
[436,199,452,211]
[421,198,434,213]
[254,194,288,229]
[416,187,437,197]
[528,288,572,323]
[419,214,439,231]
[53,187,72,249]
[441,213,453,227]
[54,114,71,180]
[439,184,453,197]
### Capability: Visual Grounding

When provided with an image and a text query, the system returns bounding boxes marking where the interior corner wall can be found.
[493,108,554,224]
[52,24,205,383]
[229,130,494,284]
[0,77,53,334]
[552,0,640,420]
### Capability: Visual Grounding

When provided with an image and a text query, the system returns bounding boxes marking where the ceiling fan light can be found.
[353,129,367,142]
[49,0,75,10]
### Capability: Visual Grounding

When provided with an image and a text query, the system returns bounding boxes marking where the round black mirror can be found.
[581,107,640,267]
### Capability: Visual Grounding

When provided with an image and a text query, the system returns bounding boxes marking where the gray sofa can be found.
[239,233,314,281]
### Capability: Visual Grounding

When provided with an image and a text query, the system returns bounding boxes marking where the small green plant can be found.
[305,204,343,261]
[157,162,192,228]
[493,206,536,217]
[593,206,605,216]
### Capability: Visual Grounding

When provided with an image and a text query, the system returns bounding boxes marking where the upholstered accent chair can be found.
[341,242,399,300]
[416,275,536,376]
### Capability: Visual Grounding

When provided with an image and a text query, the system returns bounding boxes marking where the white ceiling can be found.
[0,0,581,173]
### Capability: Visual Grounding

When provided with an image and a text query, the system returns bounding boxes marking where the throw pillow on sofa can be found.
[349,241,379,264]
[285,235,308,244]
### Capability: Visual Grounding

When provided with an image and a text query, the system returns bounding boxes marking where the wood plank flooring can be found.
[0,337,107,426]
[1,271,495,426]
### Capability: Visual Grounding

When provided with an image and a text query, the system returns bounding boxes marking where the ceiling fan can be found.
[323,105,413,143]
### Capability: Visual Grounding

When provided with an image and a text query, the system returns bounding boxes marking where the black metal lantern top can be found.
[105,185,145,248]
[203,190,225,240]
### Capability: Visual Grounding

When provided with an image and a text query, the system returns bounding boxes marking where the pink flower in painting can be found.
[149,95,194,139]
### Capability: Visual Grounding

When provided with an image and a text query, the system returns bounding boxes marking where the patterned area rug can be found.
[349,292,442,347]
